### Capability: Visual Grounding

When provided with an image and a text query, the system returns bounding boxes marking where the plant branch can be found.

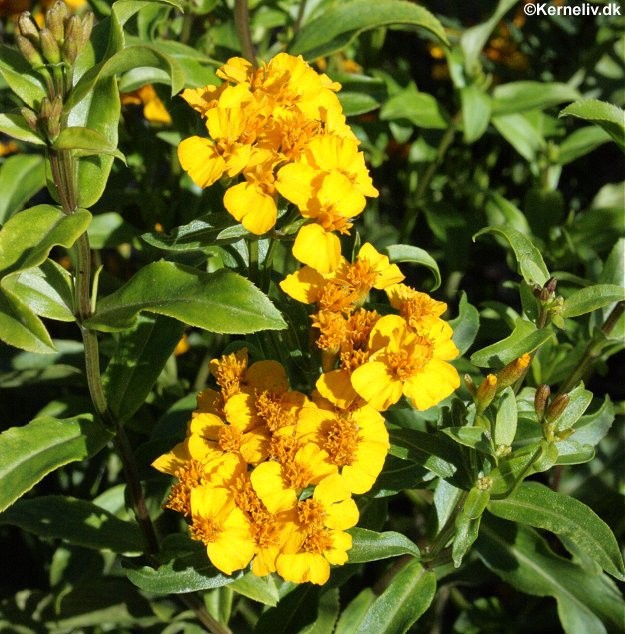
[234,0,256,65]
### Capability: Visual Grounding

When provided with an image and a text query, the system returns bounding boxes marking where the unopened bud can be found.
[17,12,40,43]
[17,35,44,67]
[464,374,477,397]
[40,28,61,64]
[45,1,68,44]
[496,353,531,390]
[476,374,497,415]
[545,277,557,296]
[80,13,95,48]
[545,393,569,425]
[62,37,78,65]
[20,107,39,132]
[495,444,511,458]
[534,384,551,420]
[476,476,493,491]
[40,95,63,141]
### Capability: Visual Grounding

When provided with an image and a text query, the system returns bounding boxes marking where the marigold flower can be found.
[351,314,460,411]
[298,397,389,494]
[385,283,448,333]
[189,485,256,575]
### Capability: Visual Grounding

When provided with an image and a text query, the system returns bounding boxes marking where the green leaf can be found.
[559,100,625,152]
[473,225,550,286]
[290,0,448,59]
[464,487,490,520]
[0,205,91,278]
[383,243,441,290]
[103,314,185,421]
[478,516,625,634]
[380,85,448,130]
[492,112,545,161]
[0,45,47,108]
[389,429,460,480]
[52,126,126,161]
[112,0,184,26]
[484,193,531,235]
[86,261,286,333]
[557,126,612,165]
[254,584,320,634]
[551,383,592,432]
[460,84,492,143]
[442,427,491,454]
[339,91,381,116]
[495,387,517,447]
[125,546,240,594]
[229,573,280,607]
[449,291,480,355]
[1,259,75,322]
[460,0,518,71]
[561,284,625,318]
[0,113,45,147]
[0,414,111,512]
[300,588,340,634]
[452,510,482,566]
[492,82,580,116]
[0,154,46,224]
[335,589,375,634]
[0,286,55,353]
[141,213,248,252]
[0,495,142,553]
[488,482,625,581]
[347,528,420,563]
[354,559,436,634]
[470,318,555,368]
[87,212,139,249]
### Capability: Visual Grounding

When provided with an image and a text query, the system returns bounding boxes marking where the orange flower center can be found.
[190,516,222,545]
[298,498,326,528]
[256,392,295,432]
[302,526,333,554]
[323,417,359,467]
[166,460,205,516]
[217,425,243,452]
[211,351,247,401]
[386,336,433,381]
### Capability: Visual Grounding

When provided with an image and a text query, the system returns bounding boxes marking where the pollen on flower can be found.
[165,459,205,516]
[190,516,221,545]
[323,417,359,467]
[298,498,326,528]
[312,310,347,352]
[387,336,434,380]
[210,350,248,401]
[301,526,334,554]
[256,391,295,432]
[217,425,243,452]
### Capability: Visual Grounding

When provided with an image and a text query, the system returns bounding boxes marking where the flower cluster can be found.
[177,53,378,273]
[281,242,461,413]
[153,348,390,585]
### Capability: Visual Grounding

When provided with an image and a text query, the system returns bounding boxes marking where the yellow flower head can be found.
[189,485,256,575]
[351,314,460,411]
[385,283,448,333]
[121,84,172,125]
[298,398,389,494]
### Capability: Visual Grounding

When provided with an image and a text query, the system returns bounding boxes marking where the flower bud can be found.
[534,384,550,420]
[496,353,531,391]
[17,35,44,67]
[545,393,569,425]
[40,28,62,64]
[45,1,69,44]
[463,374,477,397]
[476,374,497,415]
[80,13,95,48]
[17,12,40,44]
[62,37,78,65]
[20,107,39,132]
[40,95,63,141]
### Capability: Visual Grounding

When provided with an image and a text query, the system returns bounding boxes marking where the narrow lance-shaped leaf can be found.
[0,114,45,147]
[559,99,625,152]
[347,528,421,563]
[488,482,625,581]
[561,284,625,318]
[354,559,436,634]
[0,496,143,553]
[383,244,441,290]
[290,0,448,59]
[0,205,91,278]
[0,155,46,225]
[477,516,625,634]
[0,415,111,512]
[473,225,550,286]
[86,261,286,334]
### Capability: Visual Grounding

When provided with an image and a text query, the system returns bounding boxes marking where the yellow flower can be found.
[351,314,460,411]
[280,243,404,311]
[385,283,448,333]
[189,485,256,575]
[250,442,336,515]
[298,397,389,494]
[121,84,172,125]
[275,474,358,585]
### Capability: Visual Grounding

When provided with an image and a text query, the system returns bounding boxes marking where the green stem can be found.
[422,491,467,564]
[512,304,550,394]
[234,0,256,65]
[293,0,308,34]
[556,300,625,396]
[247,238,259,285]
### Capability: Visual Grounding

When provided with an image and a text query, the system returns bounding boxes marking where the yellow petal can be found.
[316,369,359,409]
[177,137,225,188]
[224,182,277,235]
[368,314,406,353]
[245,360,289,392]
[151,439,189,475]
[250,461,297,514]
[275,162,316,209]
[351,361,403,411]
[293,224,341,273]
[402,359,460,411]
[279,266,326,303]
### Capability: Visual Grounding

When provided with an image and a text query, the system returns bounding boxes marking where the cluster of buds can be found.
[533,276,565,328]
[464,352,532,415]
[16,2,93,70]
[534,385,574,442]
